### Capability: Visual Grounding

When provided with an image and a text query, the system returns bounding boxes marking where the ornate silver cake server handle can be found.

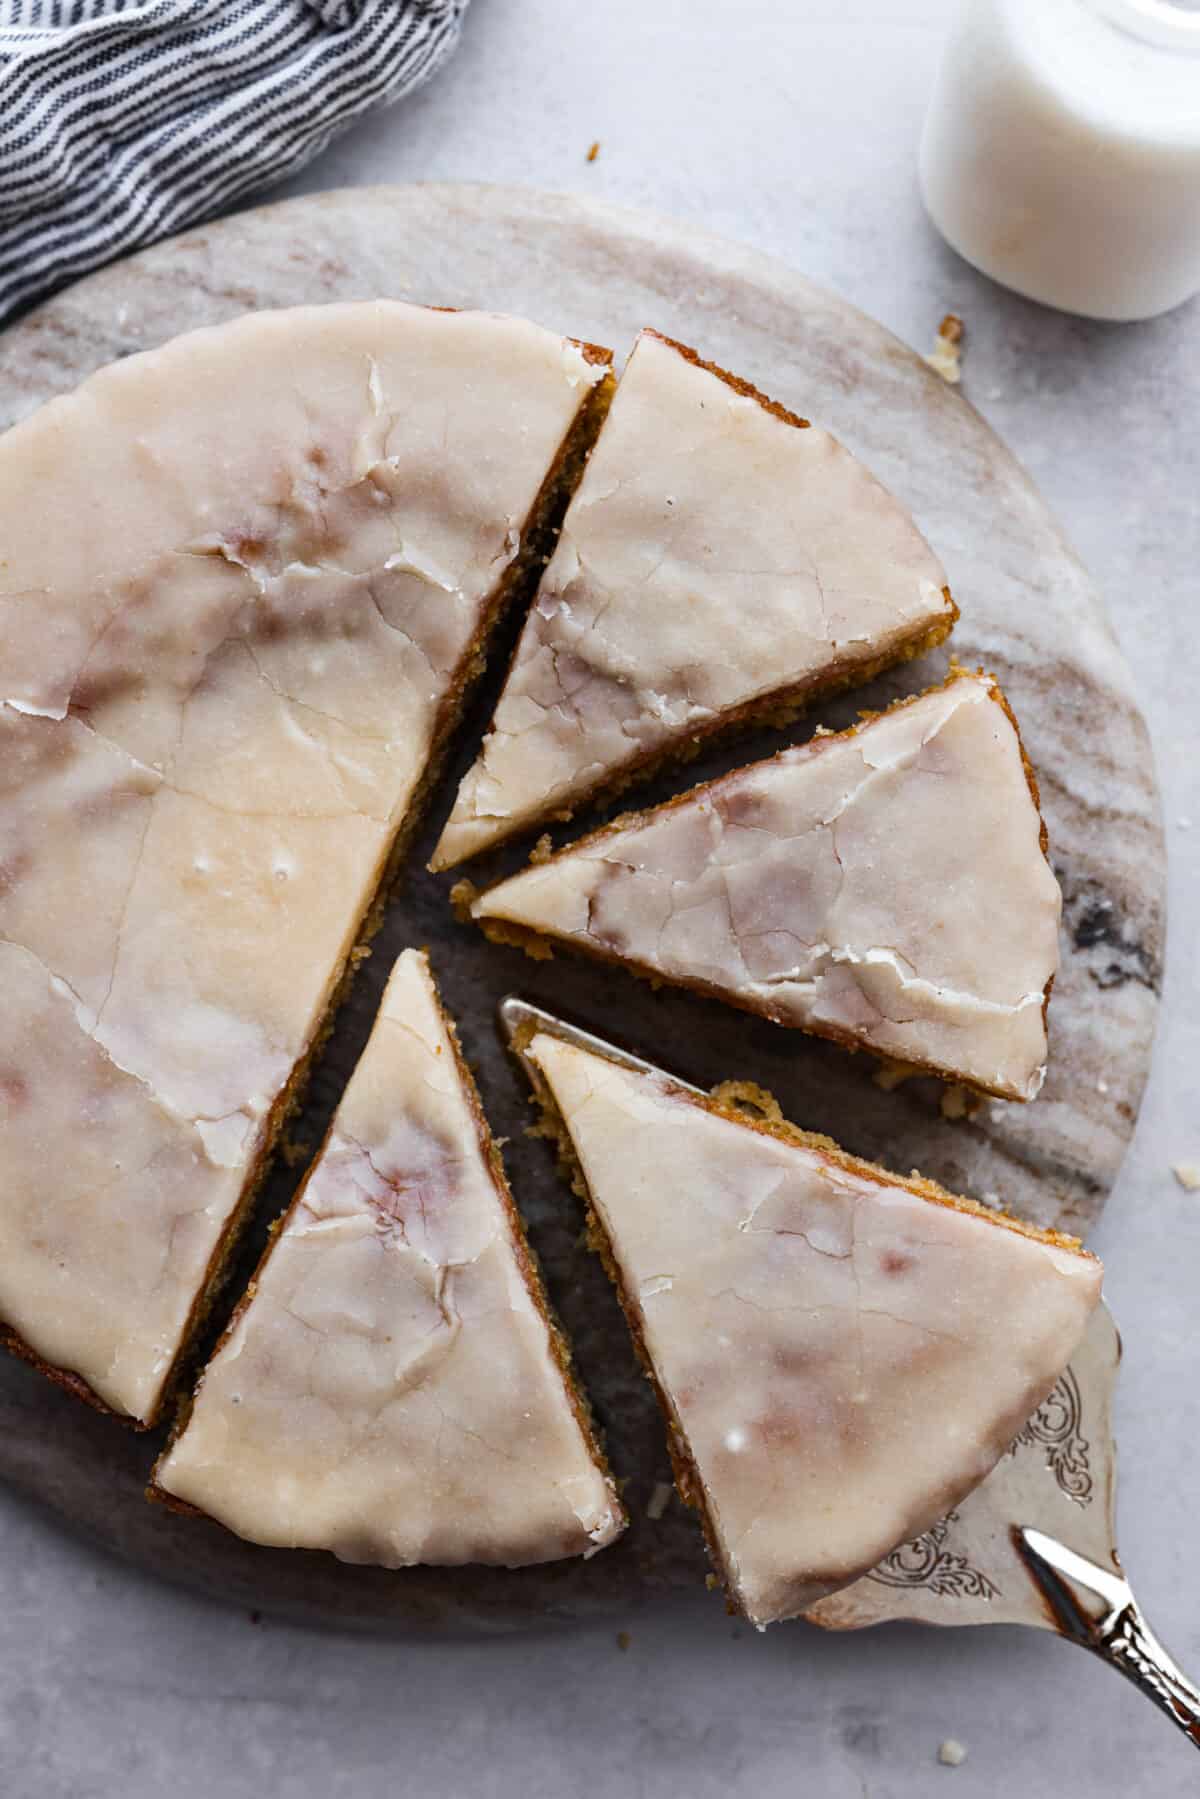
[1015,1528,1200,1751]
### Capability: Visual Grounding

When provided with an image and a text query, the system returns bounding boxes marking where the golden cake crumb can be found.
[938,1739,968,1768]
[1172,1162,1200,1191]
[587,140,601,162]
[940,1084,983,1121]
[925,313,965,384]
[449,879,480,924]
[873,1059,921,1092]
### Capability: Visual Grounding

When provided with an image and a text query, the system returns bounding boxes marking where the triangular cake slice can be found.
[474,671,1059,1100]
[520,1025,1101,1626]
[152,951,625,1568]
[0,302,612,1424]
[432,327,956,868]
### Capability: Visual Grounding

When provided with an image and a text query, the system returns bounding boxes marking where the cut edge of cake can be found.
[149,950,627,1562]
[429,326,959,872]
[505,1003,1098,1622]
[467,666,1055,1101]
[0,319,615,1431]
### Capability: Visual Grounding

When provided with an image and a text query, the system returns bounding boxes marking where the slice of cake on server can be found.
[152,952,625,1569]
[431,327,956,870]
[472,672,1060,1101]
[513,1016,1100,1626]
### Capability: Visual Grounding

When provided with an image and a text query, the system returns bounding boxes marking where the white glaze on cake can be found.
[0,301,608,1423]
[155,952,624,1566]
[477,674,1060,1099]
[432,327,954,869]
[526,1030,1101,1627]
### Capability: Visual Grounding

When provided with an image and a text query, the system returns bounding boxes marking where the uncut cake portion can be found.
[432,327,956,869]
[0,301,613,1425]
[473,671,1060,1101]
[520,1025,1101,1627]
[152,951,625,1567]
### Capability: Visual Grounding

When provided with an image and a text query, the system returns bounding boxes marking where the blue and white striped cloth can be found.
[0,0,469,323]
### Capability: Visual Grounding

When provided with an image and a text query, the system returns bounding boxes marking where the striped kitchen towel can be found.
[0,0,469,323]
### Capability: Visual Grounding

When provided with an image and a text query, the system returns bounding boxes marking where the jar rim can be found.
[1084,0,1200,51]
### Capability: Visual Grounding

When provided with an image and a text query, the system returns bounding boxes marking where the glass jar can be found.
[920,0,1200,320]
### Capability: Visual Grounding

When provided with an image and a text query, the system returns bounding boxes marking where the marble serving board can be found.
[0,184,1164,1634]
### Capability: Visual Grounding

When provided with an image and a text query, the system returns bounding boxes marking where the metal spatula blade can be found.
[498,996,1200,1752]
[809,1307,1200,1750]
[806,1304,1123,1634]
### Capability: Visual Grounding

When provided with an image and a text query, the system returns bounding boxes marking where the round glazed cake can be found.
[0,204,1151,1626]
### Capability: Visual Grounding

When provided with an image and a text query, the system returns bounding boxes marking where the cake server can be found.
[808,1304,1200,1754]
[499,995,1200,1753]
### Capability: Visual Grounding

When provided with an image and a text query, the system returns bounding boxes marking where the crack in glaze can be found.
[0,935,257,1152]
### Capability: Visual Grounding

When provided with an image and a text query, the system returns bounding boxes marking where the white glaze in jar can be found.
[920,0,1200,320]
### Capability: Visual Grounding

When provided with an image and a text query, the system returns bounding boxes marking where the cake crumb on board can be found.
[1172,1162,1200,1191]
[586,140,601,163]
[940,1083,983,1121]
[873,1059,919,1093]
[925,313,964,385]
[938,1738,968,1767]
[616,1630,631,1651]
